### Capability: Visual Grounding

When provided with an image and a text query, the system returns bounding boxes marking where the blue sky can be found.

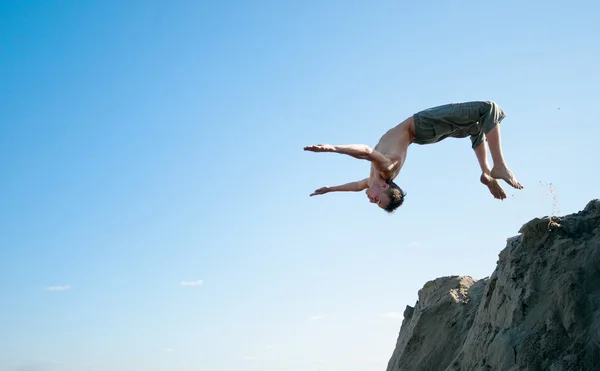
[1,0,598,370]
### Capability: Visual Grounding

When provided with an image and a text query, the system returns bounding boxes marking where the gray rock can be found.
[386,199,600,371]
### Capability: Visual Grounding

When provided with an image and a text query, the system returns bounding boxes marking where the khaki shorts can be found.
[412,101,507,149]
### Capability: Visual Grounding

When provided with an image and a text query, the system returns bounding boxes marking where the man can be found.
[303,101,523,213]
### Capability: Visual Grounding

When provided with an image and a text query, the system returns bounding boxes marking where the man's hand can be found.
[303,144,336,153]
[308,178,369,197]
[304,143,374,160]
[310,186,331,196]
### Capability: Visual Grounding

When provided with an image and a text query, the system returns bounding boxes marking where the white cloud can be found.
[407,241,420,248]
[308,315,325,320]
[164,348,174,353]
[243,356,258,360]
[265,344,275,349]
[45,285,71,291]
[381,311,404,320]
[179,280,203,287]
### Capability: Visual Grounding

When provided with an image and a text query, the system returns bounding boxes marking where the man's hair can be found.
[383,180,406,213]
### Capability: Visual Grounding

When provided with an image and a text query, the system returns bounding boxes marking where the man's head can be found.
[365,179,406,213]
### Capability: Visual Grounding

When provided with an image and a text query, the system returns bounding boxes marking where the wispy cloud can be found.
[45,285,71,291]
[163,348,174,353]
[265,344,275,349]
[179,280,203,287]
[381,311,404,320]
[243,356,258,360]
[407,241,421,248]
[308,315,325,320]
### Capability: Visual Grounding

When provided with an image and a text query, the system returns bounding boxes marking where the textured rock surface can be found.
[386,199,600,371]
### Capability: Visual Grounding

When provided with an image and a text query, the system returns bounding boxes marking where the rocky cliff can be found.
[386,199,600,371]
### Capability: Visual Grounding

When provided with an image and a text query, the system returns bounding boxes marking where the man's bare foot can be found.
[480,173,507,200]
[490,164,523,189]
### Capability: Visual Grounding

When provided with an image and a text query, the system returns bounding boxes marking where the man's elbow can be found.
[363,146,374,158]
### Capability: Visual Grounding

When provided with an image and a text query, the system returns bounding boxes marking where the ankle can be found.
[492,161,507,170]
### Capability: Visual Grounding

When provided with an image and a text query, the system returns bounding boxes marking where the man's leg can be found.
[474,137,491,174]
[474,140,507,200]
[478,102,523,190]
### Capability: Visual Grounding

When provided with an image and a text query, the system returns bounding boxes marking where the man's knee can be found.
[471,132,484,149]
[480,101,496,113]
[485,101,505,116]
[480,101,506,133]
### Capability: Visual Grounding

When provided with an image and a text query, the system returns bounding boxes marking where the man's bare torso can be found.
[371,116,416,181]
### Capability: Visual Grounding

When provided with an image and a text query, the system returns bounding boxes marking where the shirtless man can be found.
[304,101,523,213]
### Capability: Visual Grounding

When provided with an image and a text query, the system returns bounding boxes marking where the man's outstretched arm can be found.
[310,178,369,196]
[304,144,393,172]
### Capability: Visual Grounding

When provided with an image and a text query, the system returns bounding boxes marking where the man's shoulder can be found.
[374,143,403,160]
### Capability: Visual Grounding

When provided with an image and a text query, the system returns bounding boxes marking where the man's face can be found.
[366,184,390,209]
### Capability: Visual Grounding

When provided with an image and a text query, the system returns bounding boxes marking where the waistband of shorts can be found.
[412,113,423,129]
[411,113,427,144]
